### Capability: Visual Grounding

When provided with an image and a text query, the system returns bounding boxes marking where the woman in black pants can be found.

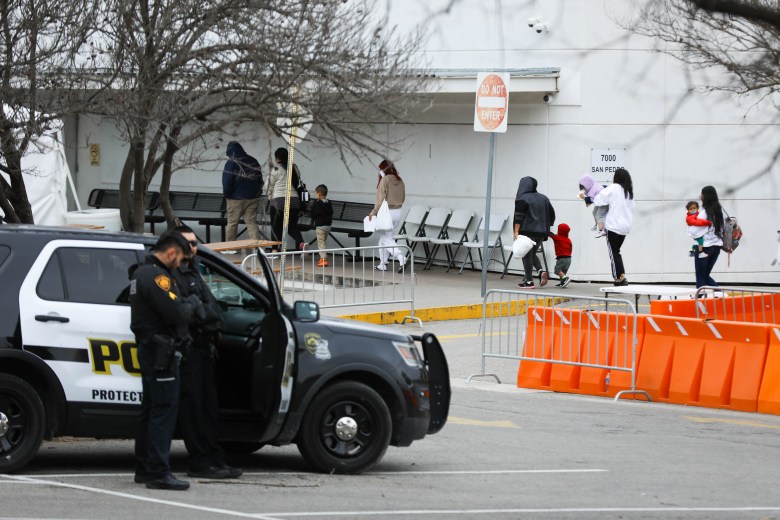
[694,185,724,288]
[266,147,306,252]
[593,168,635,286]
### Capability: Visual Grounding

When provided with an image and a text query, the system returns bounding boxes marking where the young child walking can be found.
[685,200,712,259]
[548,223,573,288]
[310,185,333,266]
[577,173,608,238]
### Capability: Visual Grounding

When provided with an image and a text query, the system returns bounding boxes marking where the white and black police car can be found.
[0,225,450,474]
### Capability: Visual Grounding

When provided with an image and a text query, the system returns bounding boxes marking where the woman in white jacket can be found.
[593,168,635,286]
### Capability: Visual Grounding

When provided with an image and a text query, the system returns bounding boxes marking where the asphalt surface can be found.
[4,266,780,519]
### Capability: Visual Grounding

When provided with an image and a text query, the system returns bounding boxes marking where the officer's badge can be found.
[154,275,171,291]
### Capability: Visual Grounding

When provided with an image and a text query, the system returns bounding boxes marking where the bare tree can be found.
[89,0,428,232]
[0,0,106,223]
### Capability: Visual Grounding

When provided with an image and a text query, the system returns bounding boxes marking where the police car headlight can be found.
[393,341,423,367]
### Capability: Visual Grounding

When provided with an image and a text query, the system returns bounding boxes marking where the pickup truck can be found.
[0,225,450,473]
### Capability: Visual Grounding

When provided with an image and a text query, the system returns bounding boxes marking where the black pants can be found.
[135,342,180,479]
[606,231,627,280]
[270,204,304,251]
[178,345,225,472]
[521,235,546,283]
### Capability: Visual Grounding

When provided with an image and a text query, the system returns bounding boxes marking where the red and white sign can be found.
[474,72,510,133]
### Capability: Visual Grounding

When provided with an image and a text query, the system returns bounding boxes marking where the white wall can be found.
[66,0,780,283]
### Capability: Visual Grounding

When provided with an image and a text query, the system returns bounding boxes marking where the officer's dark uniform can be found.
[173,257,241,478]
[130,253,195,484]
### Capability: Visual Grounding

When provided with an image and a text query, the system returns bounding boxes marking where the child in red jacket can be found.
[548,223,573,288]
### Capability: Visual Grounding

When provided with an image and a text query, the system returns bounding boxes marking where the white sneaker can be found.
[374,264,387,271]
[594,229,607,238]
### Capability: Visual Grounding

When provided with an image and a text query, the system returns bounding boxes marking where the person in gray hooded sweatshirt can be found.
[513,176,556,288]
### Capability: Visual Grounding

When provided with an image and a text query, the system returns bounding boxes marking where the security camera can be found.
[527,16,542,28]
[534,22,548,33]
[543,94,553,104]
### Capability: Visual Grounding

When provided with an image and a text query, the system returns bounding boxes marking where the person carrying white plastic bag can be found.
[367,159,405,271]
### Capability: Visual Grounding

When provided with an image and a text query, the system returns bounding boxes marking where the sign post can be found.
[474,72,510,297]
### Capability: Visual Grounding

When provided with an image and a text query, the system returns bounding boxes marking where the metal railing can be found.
[695,286,780,323]
[469,289,650,401]
[241,244,421,325]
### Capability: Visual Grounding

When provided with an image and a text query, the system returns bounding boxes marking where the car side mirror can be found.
[294,301,320,322]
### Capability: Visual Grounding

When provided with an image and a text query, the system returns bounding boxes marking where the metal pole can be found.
[279,103,300,294]
[481,132,496,297]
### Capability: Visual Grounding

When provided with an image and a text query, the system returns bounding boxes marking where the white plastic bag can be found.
[512,235,535,258]
[374,201,394,231]
[363,216,376,233]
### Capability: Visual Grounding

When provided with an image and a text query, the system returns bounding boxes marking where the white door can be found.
[19,240,145,405]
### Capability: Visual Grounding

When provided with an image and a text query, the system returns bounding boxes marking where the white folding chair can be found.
[457,214,508,274]
[394,205,430,262]
[425,209,474,271]
[402,207,452,269]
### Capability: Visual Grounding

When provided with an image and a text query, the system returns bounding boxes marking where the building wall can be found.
[66,0,780,283]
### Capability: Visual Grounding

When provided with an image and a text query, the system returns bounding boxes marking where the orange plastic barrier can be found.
[636,316,770,411]
[650,293,780,324]
[758,327,780,415]
[517,308,644,397]
[516,306,555,389]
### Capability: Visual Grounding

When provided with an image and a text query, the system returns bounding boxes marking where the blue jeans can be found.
[694,245,721,288]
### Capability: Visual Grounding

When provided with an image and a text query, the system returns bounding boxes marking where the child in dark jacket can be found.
[310,185,333,266]
[548,223,573,288]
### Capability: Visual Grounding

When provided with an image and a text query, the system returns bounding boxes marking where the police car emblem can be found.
[303,332,331,360]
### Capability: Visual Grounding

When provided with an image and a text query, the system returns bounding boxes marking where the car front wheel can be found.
[0,374,46,473]
[297,381,391,474]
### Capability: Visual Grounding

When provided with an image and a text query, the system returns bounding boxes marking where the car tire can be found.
[219,441,264,455]
[297,381,391,474]
[0,374,46,473]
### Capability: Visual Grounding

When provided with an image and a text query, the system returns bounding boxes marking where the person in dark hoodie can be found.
[548,223,573,288]
[513,176,556,289]
[222,142,264,241]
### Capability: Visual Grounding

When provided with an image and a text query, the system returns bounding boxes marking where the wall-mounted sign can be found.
[89,144,100,166]
[474,72,510,133]
[590,148,626,181]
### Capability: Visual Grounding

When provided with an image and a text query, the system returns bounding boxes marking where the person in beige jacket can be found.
[367,159,406,271]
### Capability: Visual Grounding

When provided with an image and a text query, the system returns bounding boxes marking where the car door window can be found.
[37,248,137,305]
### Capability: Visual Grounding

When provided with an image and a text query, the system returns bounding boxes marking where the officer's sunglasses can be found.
[188,240,198,247]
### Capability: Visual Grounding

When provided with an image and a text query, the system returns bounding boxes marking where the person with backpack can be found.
[694,185,725,288]
[222,142,264,241]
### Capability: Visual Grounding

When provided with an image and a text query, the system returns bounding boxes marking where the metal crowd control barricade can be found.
[469,289,650,402]
[241,244,421,326]
[695,286,780,324]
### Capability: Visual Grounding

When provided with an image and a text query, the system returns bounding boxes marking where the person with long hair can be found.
[593,168,635,286]
[367,159,406,271]
[267,147,306,252]
[694,185,725,288]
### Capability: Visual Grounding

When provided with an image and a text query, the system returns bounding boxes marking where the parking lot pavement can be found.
[5,386,780,519]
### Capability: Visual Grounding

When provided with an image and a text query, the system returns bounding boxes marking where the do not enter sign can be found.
[474,72,510,133]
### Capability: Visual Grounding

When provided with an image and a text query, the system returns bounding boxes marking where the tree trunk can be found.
[1,153,34,224]
[130,141,147,233]
[118,150,135,231]
[160,129,181,230]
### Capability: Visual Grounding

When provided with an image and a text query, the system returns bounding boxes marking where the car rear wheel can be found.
[297,381,391,474]
[0,374,46,473]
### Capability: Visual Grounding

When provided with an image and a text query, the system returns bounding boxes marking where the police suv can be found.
[0,226,450,474]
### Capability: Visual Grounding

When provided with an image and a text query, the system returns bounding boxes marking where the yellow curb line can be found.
[338,297,565,325]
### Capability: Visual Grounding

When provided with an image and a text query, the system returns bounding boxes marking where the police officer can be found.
[173,226,242,479]
[131,231,201,490]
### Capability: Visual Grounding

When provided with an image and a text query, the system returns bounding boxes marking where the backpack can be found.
[721,210,743,253]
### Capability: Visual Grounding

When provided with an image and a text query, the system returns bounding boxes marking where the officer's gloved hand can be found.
[184,294,207,323]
